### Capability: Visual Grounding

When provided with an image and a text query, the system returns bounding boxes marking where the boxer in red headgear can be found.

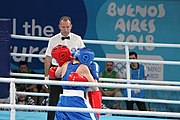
[48,45,73,79]
[51,45,73,67]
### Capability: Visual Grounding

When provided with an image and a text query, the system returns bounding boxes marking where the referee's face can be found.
[59,20,72,37]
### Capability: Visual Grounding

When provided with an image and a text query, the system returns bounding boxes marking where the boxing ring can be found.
[0,34,180,120]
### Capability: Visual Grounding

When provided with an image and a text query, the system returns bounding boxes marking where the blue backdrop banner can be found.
[0,19,11,98]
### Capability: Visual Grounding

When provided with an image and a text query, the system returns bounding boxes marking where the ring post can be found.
[0,19,11,99]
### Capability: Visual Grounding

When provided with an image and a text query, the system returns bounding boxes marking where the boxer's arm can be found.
[77,65,98,91]
[55,66,62,77]
[89,62,100,80]
[44,55,52,77]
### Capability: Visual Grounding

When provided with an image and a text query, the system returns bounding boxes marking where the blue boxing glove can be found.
[89,62,100,80]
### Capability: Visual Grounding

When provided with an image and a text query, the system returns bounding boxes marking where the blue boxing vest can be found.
[61,62,87,92]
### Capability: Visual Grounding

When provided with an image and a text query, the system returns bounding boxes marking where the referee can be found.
[44,16,85,120]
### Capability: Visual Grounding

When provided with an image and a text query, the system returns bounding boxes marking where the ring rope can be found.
[11,34,180,48]
[1,78,180,91]
[10,52,180,65]
[16,91,49,97]
[100,78,180,85]
[103,97,180,104]
[16,91,180,105]
[11,53,45,58]
[10,72,44,78]
[0,104,180,118]
[10,72,180,86]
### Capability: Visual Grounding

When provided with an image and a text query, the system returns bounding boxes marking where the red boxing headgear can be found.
[51,45,71,66]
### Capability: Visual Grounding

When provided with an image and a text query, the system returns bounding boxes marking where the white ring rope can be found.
[100,78,180,86]
[11,34,180,48]
[0,104,180,118]
[10,72,44,78]
[11,34,50,41]
[10,72,180,86]
[0,78,180,91]
[16,91,49,97]
[103,97,180,105]
[10,53,180,65]
[10,53,45,58]
[16,91,180,105]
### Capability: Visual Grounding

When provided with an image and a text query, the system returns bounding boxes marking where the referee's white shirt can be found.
[45,32,85,66]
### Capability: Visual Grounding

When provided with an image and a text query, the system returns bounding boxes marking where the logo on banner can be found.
[96,0,166,51]
[96,0,166,80]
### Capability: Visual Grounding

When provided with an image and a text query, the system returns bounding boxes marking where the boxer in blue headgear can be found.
[73,47,95,66]
[73,47,102,119]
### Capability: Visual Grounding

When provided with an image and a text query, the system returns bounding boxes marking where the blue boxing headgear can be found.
[74,47,95,66]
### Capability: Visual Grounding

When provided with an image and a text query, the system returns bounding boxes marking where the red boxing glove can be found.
[88,90,102,119]
[68,72,88,82]
[48,67,58,79]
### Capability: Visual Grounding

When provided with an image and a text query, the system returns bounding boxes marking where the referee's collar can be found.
[60,33,72,39]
